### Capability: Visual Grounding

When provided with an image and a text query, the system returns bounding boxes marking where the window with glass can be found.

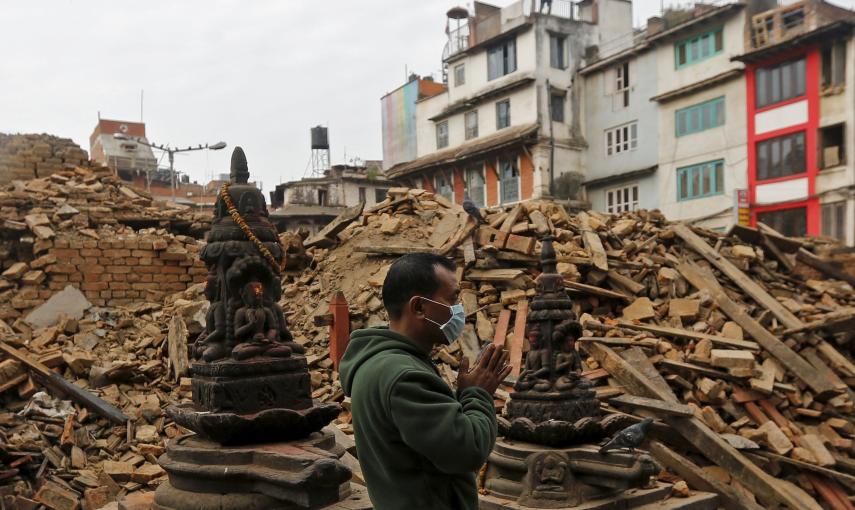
[550,33,567,69]
[465,111,478,140]
[436,121,449,149]
[756,131,805,180]
[821,201,847,241]
[675,27,723,68]
[499,157,520,204]
[496,99,511,130]
[465,165,486,207]
[755,57,806,108]
[487,38,517,80]
[550,93,565,123]
[757,207,807,237]
[677,160,724,201]
[605,122,637,156]
[454,64,466,87]
[676,96,725,137]
[615,62,630,108]
[434,172,455,203]
[605,184,639,213]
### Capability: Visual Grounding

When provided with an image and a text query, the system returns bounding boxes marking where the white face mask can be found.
[419,297,466,344]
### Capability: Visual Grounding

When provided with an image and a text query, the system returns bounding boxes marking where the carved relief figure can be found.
[515,324,552,392]
[232,280,292,360]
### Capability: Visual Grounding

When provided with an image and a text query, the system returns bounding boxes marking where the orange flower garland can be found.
[220,183,284,273]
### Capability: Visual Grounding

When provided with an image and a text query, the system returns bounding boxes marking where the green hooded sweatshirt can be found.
[339,327,497,510]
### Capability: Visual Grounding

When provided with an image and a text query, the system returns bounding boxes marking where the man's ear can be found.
[408,295,425,318]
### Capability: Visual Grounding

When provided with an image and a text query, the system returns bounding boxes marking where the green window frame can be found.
[677,160,724,201]
[675,27,723,69]
[676,96,725,137]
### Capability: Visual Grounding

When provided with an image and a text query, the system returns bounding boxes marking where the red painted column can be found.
[453,168,465,203]
[329,291,350,372]
[485,159,499,206]
[421,174,435,192]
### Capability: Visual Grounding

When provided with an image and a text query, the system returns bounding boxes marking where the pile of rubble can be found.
[280,188,855,508]
[0,133,90,185]
[0,295,199,510]
[1,181,854,509]
[0,166,212,319]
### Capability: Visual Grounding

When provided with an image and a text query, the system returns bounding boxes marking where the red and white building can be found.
[736,0,855,243]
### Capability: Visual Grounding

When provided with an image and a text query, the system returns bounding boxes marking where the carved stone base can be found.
[506,390,600,425]
[154,429,362,509]
[481,438,661,508]
[191,357,312,414]
[479,483,720,510]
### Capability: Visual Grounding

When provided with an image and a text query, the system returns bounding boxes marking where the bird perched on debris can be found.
[599,417,653,455]
[462,194,486,224]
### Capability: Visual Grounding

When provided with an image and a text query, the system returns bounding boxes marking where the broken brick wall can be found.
[0,133,90,185]
[6,229,207,312]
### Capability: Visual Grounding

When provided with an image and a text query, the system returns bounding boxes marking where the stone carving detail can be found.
[504,236,601,442]
[158,148,353,510]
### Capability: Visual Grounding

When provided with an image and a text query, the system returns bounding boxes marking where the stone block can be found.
[710,349,754,369]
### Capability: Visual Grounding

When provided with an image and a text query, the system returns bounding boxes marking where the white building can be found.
[383,0,633,207]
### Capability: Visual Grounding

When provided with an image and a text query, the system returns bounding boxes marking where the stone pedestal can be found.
[154,429,370,510]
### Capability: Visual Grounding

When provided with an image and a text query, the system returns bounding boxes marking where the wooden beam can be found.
[657,358,747,384]
[607,395,695,417]
[578,211,608,271]
[354,244,437,255]
[509,300,528,378]
[565,280,630,302]
[607,270,646,295]
[492,309,512,349]
[796,248,855,287]
[467,268,525,282]
[577,337,659,348]
[0,341,129,425]
[649,440,764,510]
[673,223,802,330]
[676,261,839,400]
[585,341,820,510]
[611,320,760,350]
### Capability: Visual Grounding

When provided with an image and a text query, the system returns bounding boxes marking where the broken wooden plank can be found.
[584,341,820,510]
[509,300,528,378]
[611,320,760,350]
[674,223,802,330]
[304,201,365,248]
[608,395,694,417]
[577,337,659,348]
[796,248,855,287]
[493,309,512,349]
[578,211,608,271]
[466,268,524,282]
[429,212,464,248]
[565,280,630,302]
[676,261,839,400]
[353,244,437,255]
[620,347,678,402]
[649,440,764,510]
[607,270,646,295]
[0,341,129,424]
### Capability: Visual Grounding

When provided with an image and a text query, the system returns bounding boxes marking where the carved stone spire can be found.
[230,146,250,184]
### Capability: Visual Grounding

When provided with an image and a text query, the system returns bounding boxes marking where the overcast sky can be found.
[2,0,853,193]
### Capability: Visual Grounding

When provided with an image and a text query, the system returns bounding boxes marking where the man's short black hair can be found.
[382,252,456,320]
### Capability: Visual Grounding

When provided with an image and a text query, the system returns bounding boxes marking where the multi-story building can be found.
[269,161,396,234]
[89,118,158,184]
[380,76,448,171]
[651,4,750,231]
[734,0,855,243]
[578,24,660,214]
[383,0,633,207]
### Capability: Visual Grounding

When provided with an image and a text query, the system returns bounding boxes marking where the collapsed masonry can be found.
[0,133,91,186]
[280,187,855,509]
[0,179,854,509]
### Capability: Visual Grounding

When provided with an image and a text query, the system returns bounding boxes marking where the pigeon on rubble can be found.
[599,417,653,455]
[462,194,486,225]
